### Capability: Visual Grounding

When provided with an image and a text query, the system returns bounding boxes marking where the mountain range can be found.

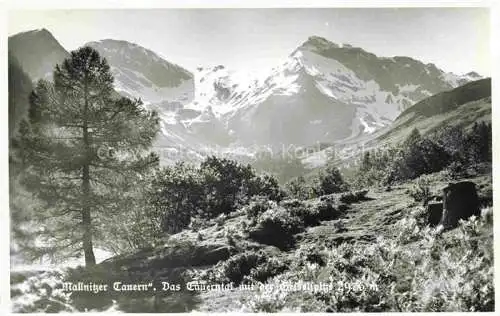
[8,28,488,165]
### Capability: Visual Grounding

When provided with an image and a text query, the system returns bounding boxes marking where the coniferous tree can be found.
[19,47,159,266]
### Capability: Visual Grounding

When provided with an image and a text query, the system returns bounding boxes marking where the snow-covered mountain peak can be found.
[85,39,194,105]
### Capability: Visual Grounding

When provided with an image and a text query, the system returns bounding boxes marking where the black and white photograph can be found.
[3,0,496,313]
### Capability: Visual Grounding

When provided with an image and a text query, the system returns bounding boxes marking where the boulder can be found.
[191,244,232,266]
[101,241,233,273]
[440,181,480,229]
[426,202,443,227]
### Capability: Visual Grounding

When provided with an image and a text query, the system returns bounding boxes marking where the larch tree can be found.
[20,47,159,266]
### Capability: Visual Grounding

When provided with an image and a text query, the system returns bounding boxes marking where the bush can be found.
[352,124,492,187]
[201,156,259,218]
[280,199,321,227]
[312,165,349,197]
[188,216,209,232]
[339,190,369,204]
[148,157,282,234]
[394,138,450,181]
[244,196,275,219]
[408,178,432,204]
[278,198,342,226]
[149,163,205,234]
[248,207,304,250]
[246,175,284,204]
[247,257,289,283]
[201,157,283,217]
[204,250,289,286]
[206,252,263,285]
[446,160,467,179]
[285,176,314,200]
[294,244,327,267]
[10,270,74,313]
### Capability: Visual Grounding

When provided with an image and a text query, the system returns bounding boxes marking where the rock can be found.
[101,241,233,273]
[440,181,480,229]
[427,202,443,227]
[192,244,232,266]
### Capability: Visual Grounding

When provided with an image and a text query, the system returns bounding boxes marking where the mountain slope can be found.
[8,53,34,139]
[8,28,69,81]
[145,35,481,159]
[302,78,491,168]
[304,36,464,96]
[85,39,194,105]
[217,36,478,147]
[395,78,491,120]
[376,78,491,145]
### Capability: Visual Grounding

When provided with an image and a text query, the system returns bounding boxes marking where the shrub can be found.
[313,199,344,221]
[201,156,258,218]
[408,178,432,204]
[281,199,321,227]
[278,198,341,226]
[312,165,349,196]
[201,157,282,216]
[350,148,399,189]
[353,124,491,187]
[149,157,282,234]
[207,252,263,285]
[339,190,369,204]
[401,138,450,180]
[431,125,468,162]
[285,176,314,200]
[189,216,208,232]
[248,257,289,283]
[149,163,205,234]
[446,160,467,179]
[294,244,327,266]
[244,196,275,219]
[254,174,285,201]
[248,207,304,250]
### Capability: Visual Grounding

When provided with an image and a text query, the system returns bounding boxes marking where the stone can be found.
[440,181,480,229]
[426,202,443,227]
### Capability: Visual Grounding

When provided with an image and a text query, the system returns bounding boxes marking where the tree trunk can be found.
[82,206,96,266]
[82,79,96,267]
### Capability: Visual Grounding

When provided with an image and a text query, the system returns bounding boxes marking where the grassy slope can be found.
[10,168,493,312]
[193,169,493,312]
[375,97,491,147]
[372,78,491,147]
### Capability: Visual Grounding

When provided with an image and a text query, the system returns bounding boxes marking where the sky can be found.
[8,8,491,75]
